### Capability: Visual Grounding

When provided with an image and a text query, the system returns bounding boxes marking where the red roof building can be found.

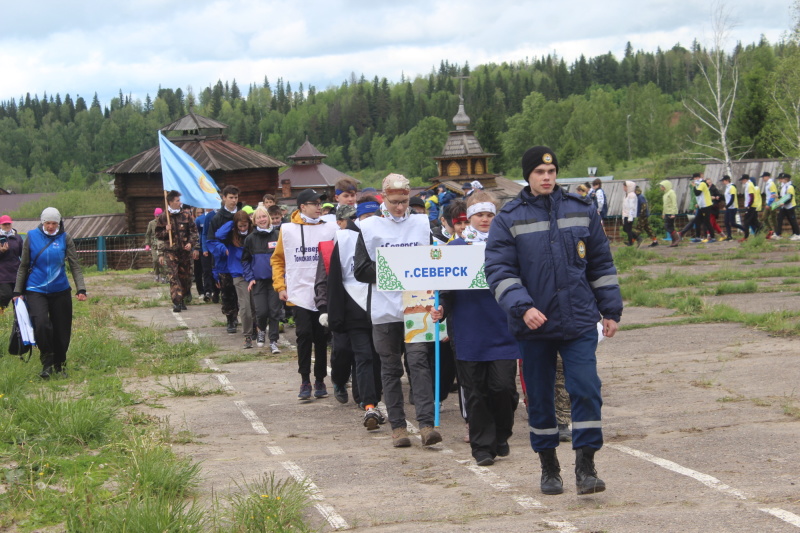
[277,139,358,203]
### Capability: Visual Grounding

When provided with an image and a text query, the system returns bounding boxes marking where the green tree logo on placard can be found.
[468,264,488,289]
[378,254,405,290]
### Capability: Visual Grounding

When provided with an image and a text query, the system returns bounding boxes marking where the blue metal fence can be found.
[73,233,148,271]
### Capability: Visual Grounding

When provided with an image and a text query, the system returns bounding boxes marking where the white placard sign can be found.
[376,244,488,291]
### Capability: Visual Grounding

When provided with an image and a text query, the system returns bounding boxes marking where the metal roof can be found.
[104,137,286,175]
[279,162,358,188]
[10,213,128,238]
[160,112,229,132]
[288,139,326,161]
[0,193,58,216]
[702,159,796,182]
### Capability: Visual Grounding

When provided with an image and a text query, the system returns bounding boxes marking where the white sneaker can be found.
[791,234,800,241]
[771,234,782,240]
[270,342,280,354]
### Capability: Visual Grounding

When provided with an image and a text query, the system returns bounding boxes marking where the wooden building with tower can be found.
[105,112,286,233]
[276,138,357,203]
[431,96,521,203]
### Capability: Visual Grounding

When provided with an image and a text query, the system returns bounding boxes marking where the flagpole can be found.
[163,190,173,247]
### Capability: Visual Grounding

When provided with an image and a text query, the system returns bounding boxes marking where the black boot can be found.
[172,303,181,313]
[537,448,563,495]
[39,353,55,379]
[54,363,68,378]
[575,446,606,495]
[226,316,237,334]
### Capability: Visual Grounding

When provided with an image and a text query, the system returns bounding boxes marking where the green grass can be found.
[712,280,759,295]
[0,275,311,532]
[120,434,202,498]
[222,473,314,533]
[160,376,228,397]
[216,352,263,364]
[612,246,666,273]
[618,257,800,336]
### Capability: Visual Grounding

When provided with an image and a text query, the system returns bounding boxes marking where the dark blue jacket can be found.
[0,230,23,284]
[440,238,520,361]
[195,211,215,253]
[485,185,622,341]
[636,192,650,217]
[438,190,455,213]
[241,227,279,282]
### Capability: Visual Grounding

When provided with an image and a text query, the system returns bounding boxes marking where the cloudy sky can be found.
[0,0,792,107]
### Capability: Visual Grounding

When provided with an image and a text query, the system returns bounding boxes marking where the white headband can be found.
[467,202,496,218]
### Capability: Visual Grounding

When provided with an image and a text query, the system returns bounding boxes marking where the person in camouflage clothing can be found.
[144,208,164,282]
[156,190,199,313]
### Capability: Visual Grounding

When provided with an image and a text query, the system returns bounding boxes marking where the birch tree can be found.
[683,3,742,177]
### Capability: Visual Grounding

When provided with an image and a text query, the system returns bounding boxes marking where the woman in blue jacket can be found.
[215,210,255,348]
[13,208,86,378]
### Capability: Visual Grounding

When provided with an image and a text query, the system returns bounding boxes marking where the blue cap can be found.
[356,201,380,218]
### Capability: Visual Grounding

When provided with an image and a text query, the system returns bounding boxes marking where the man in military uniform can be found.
[156,190,199,313]
[144,208,164,282]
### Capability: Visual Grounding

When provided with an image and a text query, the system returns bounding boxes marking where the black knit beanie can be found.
[522,146,559,180]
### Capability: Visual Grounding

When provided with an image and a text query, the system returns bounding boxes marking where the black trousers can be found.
[331,330,355,388]
[331,328,382,407]
[251,279,282,342]
[776,207,800,236]
[697,206,715,238]
[742,208,761,238]
[26,289,73,368]
[201,253,218,296]
[0,282,13,308]
[294,307,328,381]
[218,273,238,319]
[724,209,744,237]
[193,257,204,296]
[456,359,518,459]
[426,340,457,402]
[622,220,639,244]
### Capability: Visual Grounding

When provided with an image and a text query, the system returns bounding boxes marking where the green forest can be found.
[2,22,800,211]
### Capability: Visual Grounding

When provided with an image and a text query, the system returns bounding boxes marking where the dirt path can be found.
[105,263,800,532]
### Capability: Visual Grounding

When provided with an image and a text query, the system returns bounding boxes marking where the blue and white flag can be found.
[158,131,222,208]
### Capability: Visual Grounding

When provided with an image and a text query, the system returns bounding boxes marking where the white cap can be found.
[41,207,62,224]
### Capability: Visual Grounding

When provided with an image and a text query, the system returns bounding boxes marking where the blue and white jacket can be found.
[14,224,86,296]
[485,185,622,341]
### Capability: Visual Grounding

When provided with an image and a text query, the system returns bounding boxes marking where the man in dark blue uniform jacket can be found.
[485,146,622,496]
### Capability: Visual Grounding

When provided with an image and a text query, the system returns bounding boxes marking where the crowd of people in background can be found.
[612,170,800,247]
